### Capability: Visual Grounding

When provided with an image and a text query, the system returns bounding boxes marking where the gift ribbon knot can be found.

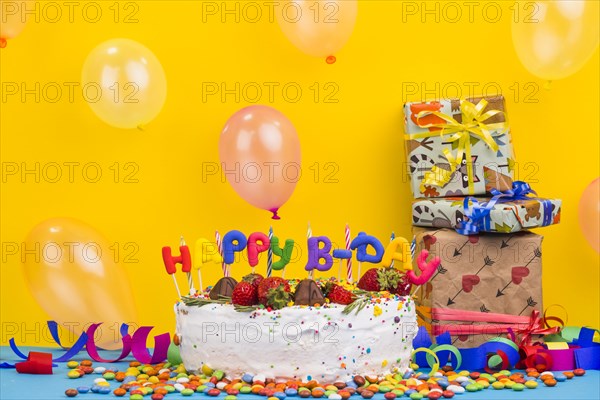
[456,181,552,235]
[409,99,507,194]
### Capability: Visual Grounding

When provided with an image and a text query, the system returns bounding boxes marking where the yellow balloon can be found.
[277,0,357,58]
[81,39,167,129]
[0,2,27,46]
[22,218,137,350]
[512,1,599,81]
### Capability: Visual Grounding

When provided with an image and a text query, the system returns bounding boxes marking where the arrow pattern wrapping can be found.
[413,227,543,348]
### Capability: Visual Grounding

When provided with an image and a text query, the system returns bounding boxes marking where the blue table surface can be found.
[1,347,599,400]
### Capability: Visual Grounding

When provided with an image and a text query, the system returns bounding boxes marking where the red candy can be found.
[428,392,442,399]
[151,395,164,400]
[207,389,221,396]
[573,369,586,376]
[384,393,396,400]
[442,390,455,398]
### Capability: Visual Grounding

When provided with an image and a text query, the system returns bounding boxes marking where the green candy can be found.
[465,384,479,392]
[240,387,252,394]
[213,370,225,380]
[164,386,175,393]
[409,393,423,400]
[225,396,237,400]
[181,388,194,396]
[499,370,511,376]
[512,383,525,391]
[378,386,392,393]
[103,372,115,380]
[392,390,404,396]
[473,383,484,390]
[177,372,189,378]
[129,395,143,400]
[324,391,335,397]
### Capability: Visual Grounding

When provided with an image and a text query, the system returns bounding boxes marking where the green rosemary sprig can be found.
[234,304,266,313]
[182,295,231,307]
[342,296,371,315]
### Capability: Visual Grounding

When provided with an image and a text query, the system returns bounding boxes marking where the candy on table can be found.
[59,358,589,399]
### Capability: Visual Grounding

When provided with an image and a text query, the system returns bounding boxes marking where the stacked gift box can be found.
[402,95,563,349]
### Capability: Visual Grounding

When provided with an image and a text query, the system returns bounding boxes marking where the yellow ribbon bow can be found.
[408,99,508,194]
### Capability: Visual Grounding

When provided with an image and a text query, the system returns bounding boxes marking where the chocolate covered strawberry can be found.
[231,281,258,306]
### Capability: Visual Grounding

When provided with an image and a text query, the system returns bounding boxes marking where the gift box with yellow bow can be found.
[403,96,515,198]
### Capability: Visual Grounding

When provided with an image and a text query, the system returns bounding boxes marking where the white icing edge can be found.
[175,297,417,382]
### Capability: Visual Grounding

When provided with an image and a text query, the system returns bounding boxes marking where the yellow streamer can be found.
[410,347,440,376]
[408,99,508,194]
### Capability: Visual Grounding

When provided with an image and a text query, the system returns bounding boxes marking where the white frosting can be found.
[175,297,417,382]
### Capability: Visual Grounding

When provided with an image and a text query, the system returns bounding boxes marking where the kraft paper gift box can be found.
[412,227,543,348]
[412,196,562,233]
[403,95,515,198]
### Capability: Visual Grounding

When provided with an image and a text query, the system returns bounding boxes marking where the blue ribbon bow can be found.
[456,181,552,235]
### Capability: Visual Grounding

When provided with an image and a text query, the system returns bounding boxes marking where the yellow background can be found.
[1,1,598,345]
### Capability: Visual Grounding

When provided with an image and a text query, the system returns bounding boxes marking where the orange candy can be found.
[113,388,127,397]
[544,379,557,387]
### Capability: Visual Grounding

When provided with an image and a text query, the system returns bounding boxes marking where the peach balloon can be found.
[512,1,599,81]
[0,2,27,47]
[81,38,167,129]
[579,178,599,253]
[219,105,301,219]
[22,218,138,349]
[277,0,358,59]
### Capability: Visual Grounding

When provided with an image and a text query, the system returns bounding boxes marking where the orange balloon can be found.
[22,218,137,349]
[277,0,357,58]
[219,105,301,219]
[0,2,27,47]
[578,178,600,253]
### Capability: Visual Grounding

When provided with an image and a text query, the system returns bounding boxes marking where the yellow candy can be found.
[137,374,149,380]
[325,386,338,391]
[233,383,243,390]
[388,378,399,385]
[503,380,515,388]
[126,368,140,376]
[202,365,214,376]
[491,382,504,390]
[66,361,79,369]
[67,371,81,379]
[405,379,417,387]
[97,381,110,387]
[148,376,159,383]
[379,381,391,387]
[458,371,470,376]
[476,380,489,388]
[419,389,430,395]
[447,375,459,381]
[525,381,538,389]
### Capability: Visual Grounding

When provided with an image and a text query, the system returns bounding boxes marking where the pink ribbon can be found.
[432,308,558,343]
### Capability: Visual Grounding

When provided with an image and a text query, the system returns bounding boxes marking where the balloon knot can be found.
[544,81,552,90]
[326,55,336,64]
[270,208,281,220]
[0,38,7,49]
[137,124,146,131]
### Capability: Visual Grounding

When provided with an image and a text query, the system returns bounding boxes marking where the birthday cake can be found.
[169,230,439,383]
